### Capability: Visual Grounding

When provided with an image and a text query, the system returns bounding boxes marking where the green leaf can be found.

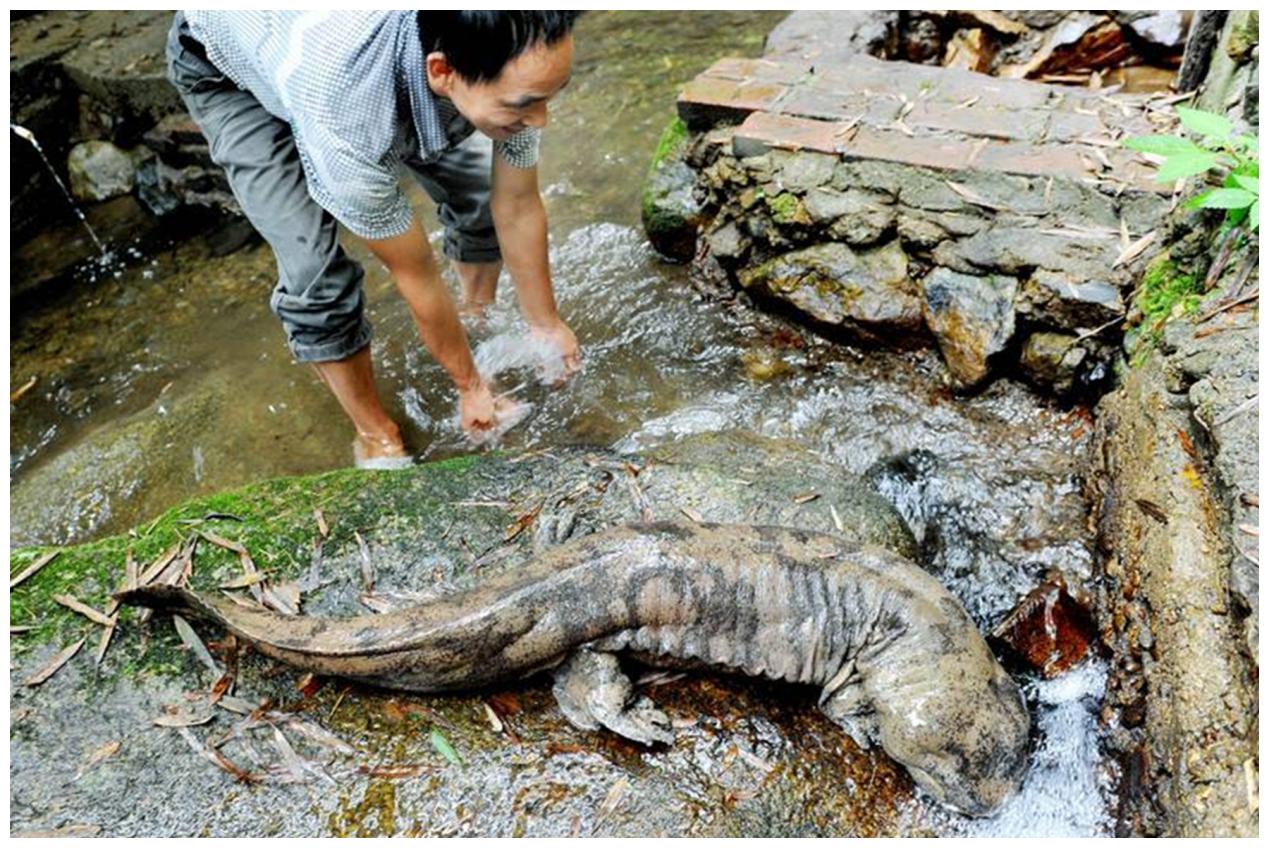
[1123,135,1203,156]
[1234,135,1259,154]
[429,728,463,766]
[1154,151,1221,182]
[1190,188,1256,209]
[1230,173,1259,194]
[1176,106,1232,140]
[1249,199,1259,230]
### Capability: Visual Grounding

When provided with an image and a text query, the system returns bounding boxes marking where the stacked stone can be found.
[658,52,1180,394]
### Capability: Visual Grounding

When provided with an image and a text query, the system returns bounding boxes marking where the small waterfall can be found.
[11,123,108,257]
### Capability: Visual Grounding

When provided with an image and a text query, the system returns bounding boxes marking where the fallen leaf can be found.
[153,706,215,727]
[24,638,85,686]
[297,673,324,698]
[95,614,118,666]
[53,594,114,627]
[210,671,235,704]
[736,747,775,773]
[314,508,330,539]
[76,740,122,778]
[173,615,221,676]
[483,702,504,733]
[174,726,262,784]
[598,776,630,819]
[10,375,38,403]
[504,502,544,543]
[793,492,821,504]
[261,581,301,616]
[10,550,60,589]
[1134,498,1169,524]
[355,531,375,592]
[200,530,248,555]
[1113,230,1156,268]
[679,506,704,524]
[358,763,431,779]
[429,728,463,766]
[829,503,844,532]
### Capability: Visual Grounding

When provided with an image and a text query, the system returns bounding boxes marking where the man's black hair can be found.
[417,11,582,83]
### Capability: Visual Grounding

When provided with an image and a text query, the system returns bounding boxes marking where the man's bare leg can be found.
[310,345,407,459]
[454,260,502,320]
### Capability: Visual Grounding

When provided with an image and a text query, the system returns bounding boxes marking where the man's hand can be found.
[531,318,582,384]
[458,377,525,441]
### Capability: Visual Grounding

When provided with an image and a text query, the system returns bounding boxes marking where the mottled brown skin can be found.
[118,521,1030,816]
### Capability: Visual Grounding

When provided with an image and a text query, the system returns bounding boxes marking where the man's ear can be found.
[425,52,454,96]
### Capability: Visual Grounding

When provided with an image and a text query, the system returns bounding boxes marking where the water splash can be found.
[11,123,108,256]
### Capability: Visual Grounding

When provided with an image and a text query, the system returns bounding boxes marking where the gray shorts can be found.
[165,13,500,363]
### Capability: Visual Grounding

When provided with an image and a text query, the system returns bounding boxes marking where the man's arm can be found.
[363,223,500,432]
[490,154,581,373]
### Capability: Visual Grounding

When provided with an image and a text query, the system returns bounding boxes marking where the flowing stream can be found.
[9,11,1115,836]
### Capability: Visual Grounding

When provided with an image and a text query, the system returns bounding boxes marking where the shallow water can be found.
[9,10,1113,836]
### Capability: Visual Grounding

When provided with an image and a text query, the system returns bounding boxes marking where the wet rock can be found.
[991,573,1096,678]
[704,221,749,262]
[737,241,923,345]
[919,268,1017,389]
[1019,332,1087,396]
[764,11,897,64]
[642,121,704,263]
[803,188,896,246]
[1116,11,1187,51]
[901,13,945,64]
[775,152,835,193]
[1017,269,1125,331]
[135,158,238,218]
[67,140,137,202]
[932,226,1119,281]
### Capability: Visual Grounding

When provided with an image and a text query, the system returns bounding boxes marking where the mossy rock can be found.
[640,118,704,263]
[11,437,922,836]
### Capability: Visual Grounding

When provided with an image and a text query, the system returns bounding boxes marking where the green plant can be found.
[1124,106,1259,231]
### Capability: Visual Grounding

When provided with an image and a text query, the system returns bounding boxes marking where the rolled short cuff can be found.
[284,316,373,363]
[442,227,501,263]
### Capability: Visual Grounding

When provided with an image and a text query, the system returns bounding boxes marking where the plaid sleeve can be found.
[494,128,541,169]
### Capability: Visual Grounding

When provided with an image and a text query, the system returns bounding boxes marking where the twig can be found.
[1196,286,1259,325]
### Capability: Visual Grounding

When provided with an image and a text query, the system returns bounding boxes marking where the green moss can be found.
[9,454,485,656]
[648,116,689,174]
[765,192,803,225]
[1126,258,1202,363]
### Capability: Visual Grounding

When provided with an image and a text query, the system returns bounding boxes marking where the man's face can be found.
[426,36,573,141]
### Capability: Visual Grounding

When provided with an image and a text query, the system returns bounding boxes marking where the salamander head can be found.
[875,663,1031,817]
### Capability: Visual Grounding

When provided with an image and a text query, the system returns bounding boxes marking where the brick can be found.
[704,56,810,85]
[906,102,1048,141]
[777,88,901,125]
[678,78,789,130]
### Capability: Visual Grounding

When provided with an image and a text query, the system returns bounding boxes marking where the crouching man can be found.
[166,11,582,466]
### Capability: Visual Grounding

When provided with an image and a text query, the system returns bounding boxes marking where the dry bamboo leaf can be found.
[24,638,86,686]
[598,776,630,819]
[679,507,704,524]
[10,550,60,589]
[138,544,180,586]
[53,594,114,627]
[77,736,122,776]
[359,763,431,779]
[1113,230,1156,268]
[173,615,221,676]
[736,747,775,773]
[484,702,504,733]
[355,531,375,592]
[793,492,821,504]
[201,530,247,555]
[126,549,139,591]
[829,503,844,533]
[95,614,118,666]
[314,508,330,539]
[153,708,215,728]
[10,375,38,403]
[175,726,262,784]
[285,717,354,754]
[262,581,301,616]
[219,572,267,590]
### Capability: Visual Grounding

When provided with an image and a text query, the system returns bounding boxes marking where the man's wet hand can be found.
[458,378,527,443]
[530,319,582,385]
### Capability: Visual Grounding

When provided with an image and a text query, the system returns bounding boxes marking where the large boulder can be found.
[10,438,930,837]
[737,241,923,345]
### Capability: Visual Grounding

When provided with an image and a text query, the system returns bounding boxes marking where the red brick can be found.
[678,78,789,130]
[907,102,1048,141]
